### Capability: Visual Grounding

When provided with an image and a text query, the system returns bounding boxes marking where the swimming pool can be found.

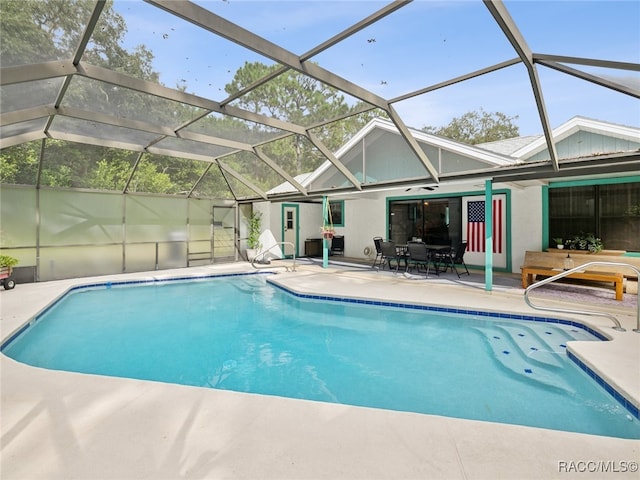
[2,273,638,439]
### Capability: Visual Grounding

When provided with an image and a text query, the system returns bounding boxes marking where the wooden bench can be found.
[520,265,624,301]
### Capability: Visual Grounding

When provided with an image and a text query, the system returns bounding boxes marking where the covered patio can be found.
[1,2,639,478]
[2,1,639,284]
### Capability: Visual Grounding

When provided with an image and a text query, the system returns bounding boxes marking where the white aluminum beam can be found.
[306,131,362,190]
[535,60,640,99]
[146,0,389,109]
[73,0,106,65]
[217,162,268,199]
[533,54,640,72]
[177,130,252,152]
[0,106,55,126]
[77,62,307,136]
[220,1,409,107]
[0,61,76,86]
[252,148,308,196]
[54,106,253,153]
[50,131,146,152]
[484,0,559,171]
[387,105,440,182]
[0,131,46,149]
[391,58,521,104]
[57,105,177,137]
[144,146,224,163]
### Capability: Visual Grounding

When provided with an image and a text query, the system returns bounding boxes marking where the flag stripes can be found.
[466,198,503,253]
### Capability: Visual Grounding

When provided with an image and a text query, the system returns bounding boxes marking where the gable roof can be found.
[267,173,314,195]
[476,135,541,156]
[511,116,640,160]
[470,116,640,162]
[305,117,517,185]
[270,116,640,195]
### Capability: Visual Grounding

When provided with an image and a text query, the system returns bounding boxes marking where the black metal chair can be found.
[436,241,469,278]
[330,235,344,256]
[406,241,437,277]
[380,240,402,273]
[372,236,384,268]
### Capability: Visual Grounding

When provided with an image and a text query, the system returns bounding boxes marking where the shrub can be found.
[0,255,19,268]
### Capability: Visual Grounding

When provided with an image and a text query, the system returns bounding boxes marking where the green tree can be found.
[0,4,381,198]
[0,0,196,194]
[0,0,156,77]
[90,156,135,191]
[225,61,380,180]
[0,143,40,185]
[127,160,174,194]
[41,165,73,188]
[422,108,519,145]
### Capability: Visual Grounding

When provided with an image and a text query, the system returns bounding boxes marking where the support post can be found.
[322,196,329,268]
[485,180,493,292]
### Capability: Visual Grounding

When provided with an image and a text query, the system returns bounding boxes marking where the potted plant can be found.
[246,211,262,261]
[321,226,335,239]
[552,237,564,249]
[0,254,18,290]
[567,232,603,253]
[321,200,335,239]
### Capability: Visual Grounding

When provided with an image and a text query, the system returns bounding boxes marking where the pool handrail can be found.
[251,242,297,272]
[524,261,640,333]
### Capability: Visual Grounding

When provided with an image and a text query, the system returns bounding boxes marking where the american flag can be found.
[467,199,503,253]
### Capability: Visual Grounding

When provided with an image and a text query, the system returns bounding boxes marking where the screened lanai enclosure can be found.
[1,0,639,282]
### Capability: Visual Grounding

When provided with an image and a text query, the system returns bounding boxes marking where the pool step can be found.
[494,324,564,369]
[473,325,573,393]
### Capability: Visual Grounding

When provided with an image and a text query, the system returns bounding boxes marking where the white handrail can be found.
[524,261,640,333]
[251,242,297,272]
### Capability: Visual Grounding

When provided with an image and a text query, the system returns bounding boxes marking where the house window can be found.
[388,197,461,246]
[329,200,344,226]
[548,181,640,251]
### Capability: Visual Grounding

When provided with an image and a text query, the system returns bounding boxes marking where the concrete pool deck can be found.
[1,262,639,479]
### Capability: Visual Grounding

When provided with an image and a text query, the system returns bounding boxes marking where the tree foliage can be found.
[0,143,40,184]
[422,108,519,145]
[0,0,190,193]
[0,3,380,197]
[225,61,381,177]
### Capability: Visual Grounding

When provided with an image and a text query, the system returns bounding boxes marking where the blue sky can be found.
[113,1,640,136]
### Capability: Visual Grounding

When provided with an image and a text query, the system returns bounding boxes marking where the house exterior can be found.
[262,117,640,273]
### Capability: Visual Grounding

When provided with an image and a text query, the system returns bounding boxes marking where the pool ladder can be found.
[524,261,640,333]
[251,242,297,272]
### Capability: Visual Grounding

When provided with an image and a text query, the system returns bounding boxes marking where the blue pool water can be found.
[2,273,639,439]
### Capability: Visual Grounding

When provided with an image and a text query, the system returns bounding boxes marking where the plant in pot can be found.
[552,237,564,249]
[567,232,603,253]
[321,200,335,239]
[0,254,18,290]
[246,211,262,261]
[321,225,335,239]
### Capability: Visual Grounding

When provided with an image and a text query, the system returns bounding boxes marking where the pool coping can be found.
[3,268,637,420]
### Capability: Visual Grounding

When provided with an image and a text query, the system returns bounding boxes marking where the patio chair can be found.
[380,240,402,273]
[406,241,437,277]
[436,241,469,278]
[372,236,384,268]
[331,235,344,256]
